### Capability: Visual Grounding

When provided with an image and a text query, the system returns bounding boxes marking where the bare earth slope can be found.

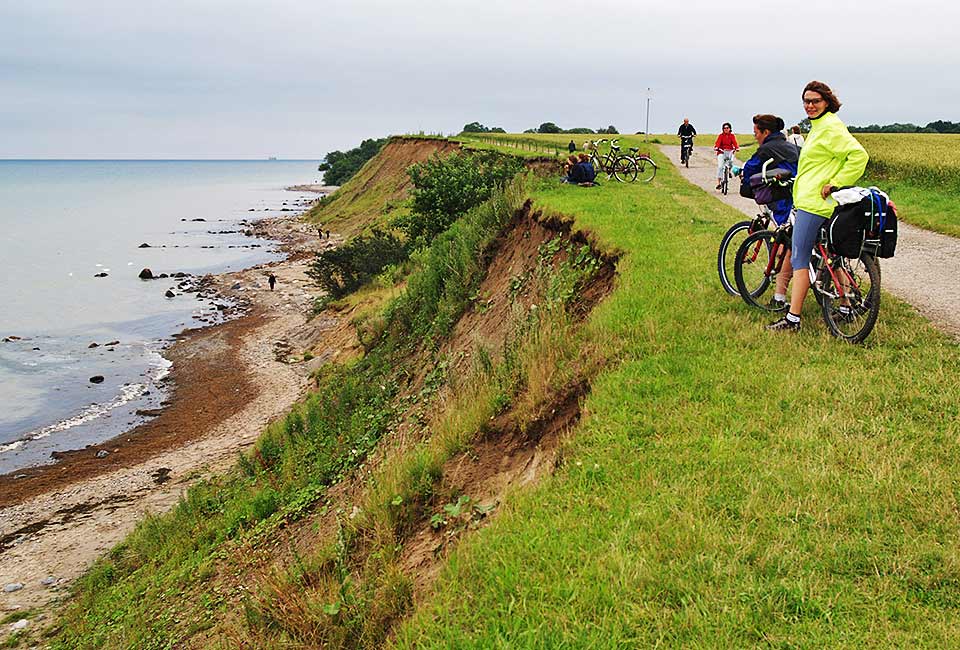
[662,145,960,339]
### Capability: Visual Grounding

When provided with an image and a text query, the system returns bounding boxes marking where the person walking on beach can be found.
[268,273,276,291]
[767,80,868,333]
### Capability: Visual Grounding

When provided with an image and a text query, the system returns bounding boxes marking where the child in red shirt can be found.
[714,122,739,189]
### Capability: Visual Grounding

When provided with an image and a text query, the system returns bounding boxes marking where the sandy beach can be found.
[0,204,357,628]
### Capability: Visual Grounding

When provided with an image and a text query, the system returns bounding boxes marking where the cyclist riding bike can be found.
[714,122,739,190]
[739,114,799,309]
[677,118,697,162]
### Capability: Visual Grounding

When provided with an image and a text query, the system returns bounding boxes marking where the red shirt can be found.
[714,132,739,151]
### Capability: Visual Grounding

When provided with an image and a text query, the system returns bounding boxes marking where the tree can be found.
[462,121,489,133]
[598,125,619,134]
[538,122,562,134]
[318,137,388,185]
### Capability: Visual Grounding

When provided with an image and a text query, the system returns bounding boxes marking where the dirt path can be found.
[0,213,358,636]
[661,145,960,339]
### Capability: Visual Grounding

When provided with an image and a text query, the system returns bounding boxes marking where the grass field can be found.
[42,133,960,649]
[393,147,960,648]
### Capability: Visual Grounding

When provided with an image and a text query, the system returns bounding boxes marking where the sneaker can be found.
[766,316,800,332]
[715,182,722,190]
[766,298,788,311]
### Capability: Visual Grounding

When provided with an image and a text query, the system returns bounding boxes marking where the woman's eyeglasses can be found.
[803,98,825,105]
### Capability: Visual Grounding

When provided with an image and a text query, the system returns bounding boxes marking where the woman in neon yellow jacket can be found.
[768,80,869,333]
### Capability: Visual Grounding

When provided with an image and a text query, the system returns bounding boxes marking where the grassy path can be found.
[666,145,960,340]
[393,147,960,648]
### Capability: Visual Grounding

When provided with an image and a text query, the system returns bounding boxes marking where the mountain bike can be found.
[717,207,771,296]
[680,136,694,167]
[734,220,881,343]
[587,139,637,183]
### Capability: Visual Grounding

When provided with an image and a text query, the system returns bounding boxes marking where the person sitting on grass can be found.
[564,154,597,185]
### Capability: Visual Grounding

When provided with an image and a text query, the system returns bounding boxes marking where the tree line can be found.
[462,121,619,135]
[848,120,960,134]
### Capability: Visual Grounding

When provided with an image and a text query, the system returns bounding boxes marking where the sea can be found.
[0,160,321,474]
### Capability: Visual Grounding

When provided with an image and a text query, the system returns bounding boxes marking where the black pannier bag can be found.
[827,188,898,259]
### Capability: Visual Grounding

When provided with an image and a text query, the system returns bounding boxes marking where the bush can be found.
[397,151,522,248]
[308,229,407,299]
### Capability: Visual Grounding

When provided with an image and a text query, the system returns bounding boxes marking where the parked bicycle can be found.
[734,219,881,343]
[587,139,637,183]
[621,143,658,183]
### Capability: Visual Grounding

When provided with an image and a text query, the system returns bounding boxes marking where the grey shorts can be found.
[792,209,826,270]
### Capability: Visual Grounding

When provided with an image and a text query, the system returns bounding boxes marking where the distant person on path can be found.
[714,122,739,189]
[767,80,869,333]
[677,118,697,160]
[568,140,577,153]
[787,126,805,148]
[268,273,276,291]
[739,114,800,310]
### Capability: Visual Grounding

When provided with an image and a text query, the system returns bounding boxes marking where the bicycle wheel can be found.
[717,220,752,296]
[721,166,730,195]
[819,254,881,343]
[637,156,657,183]
[613,156,638,183]
[733,230,783,310]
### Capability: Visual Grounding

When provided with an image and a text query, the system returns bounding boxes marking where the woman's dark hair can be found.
[753,114,785,133]
[722,122,732,130]
[792,125,801,134]
[803,80,842,113]
[577,153,590,162]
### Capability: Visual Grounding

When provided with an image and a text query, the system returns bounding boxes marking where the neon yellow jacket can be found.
[793,111,869,218]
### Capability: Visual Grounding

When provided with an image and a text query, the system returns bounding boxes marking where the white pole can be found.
[644,88,651,142]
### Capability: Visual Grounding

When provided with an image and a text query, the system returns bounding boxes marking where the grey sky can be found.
[2,0,956,158]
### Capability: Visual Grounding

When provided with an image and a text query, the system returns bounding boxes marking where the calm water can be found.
[0,160,321,473]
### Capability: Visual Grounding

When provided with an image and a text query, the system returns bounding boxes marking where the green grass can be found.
[392,148,960,648]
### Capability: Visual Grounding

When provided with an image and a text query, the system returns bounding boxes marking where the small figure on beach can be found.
[317,224,324,238]
[268,273,276,291]
[325,230,331,239]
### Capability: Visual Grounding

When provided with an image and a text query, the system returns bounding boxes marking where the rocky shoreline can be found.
[0,193,358,637]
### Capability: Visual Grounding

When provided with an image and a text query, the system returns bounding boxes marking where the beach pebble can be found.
[230,282,242,290]
[138,242,151,248]
[88,342,100,348]
[165,290,176,298]
[10,619,28,631]
[94,272,108,278]
[139,268,154,279]
[104,340,119,346]
[40,576,57,586]
[95,450,109,459]
[3,583,24,593]
[89,375,105,384]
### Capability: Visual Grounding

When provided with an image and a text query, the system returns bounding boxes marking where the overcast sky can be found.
[2,0,956,158]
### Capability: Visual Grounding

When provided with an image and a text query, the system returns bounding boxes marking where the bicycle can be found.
[717,149,736,195]
[587,139,637,183]
[734,218,881,343]
[717,207,771,296]
[623,145,658,183]
[680,135,694,167]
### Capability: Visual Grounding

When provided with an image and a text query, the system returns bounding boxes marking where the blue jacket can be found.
[740,132,799,225]
[567,161,596,184]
